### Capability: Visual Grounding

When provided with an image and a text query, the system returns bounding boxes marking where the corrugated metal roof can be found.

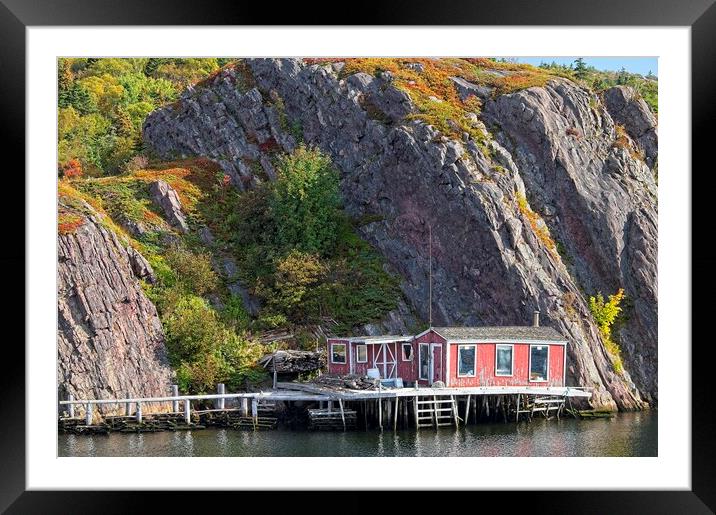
[431,326,566,342]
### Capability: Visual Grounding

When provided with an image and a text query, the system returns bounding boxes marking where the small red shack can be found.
[326,312,567,387]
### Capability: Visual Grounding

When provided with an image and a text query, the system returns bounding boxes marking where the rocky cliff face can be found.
[483,79,658,404]
[143,59,658,410]
[58,206,173,414]
[603,85,658,170]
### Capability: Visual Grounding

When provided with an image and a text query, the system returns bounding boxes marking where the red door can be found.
[432,344,443,384]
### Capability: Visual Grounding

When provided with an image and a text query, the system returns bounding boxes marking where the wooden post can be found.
[435,396,441,428]
[386,398,392,429]
[241,397,248,417]
[273,369,277,389]
[414,396,419,429]
[327,400,333,412]
[451,395,459,427]
[338,399,346,431]
[85,403,92,426]
[216,384,225,410]
[464,395,471,425]
[378,398,383,431]
[251,398,258,430]
[184,399,191,424]
[516,394,521,423]
[393,397,399,432]
[125,392,132,417]
[171,385,179,413]
[402,397,408,429]
[136,402,142,423]
[68,394,75,418]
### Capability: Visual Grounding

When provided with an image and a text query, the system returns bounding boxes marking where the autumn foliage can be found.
[60,159,83,179]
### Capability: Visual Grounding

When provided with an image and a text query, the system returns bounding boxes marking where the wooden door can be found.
[431,344,443,384]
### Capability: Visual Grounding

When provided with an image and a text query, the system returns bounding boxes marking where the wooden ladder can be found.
[530,396,566,420]
[416,395,460,428]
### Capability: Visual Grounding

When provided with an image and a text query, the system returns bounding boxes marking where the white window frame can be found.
[401,343,413,361]
[495,344,514,377]
[456,344,477,378]
[330,343,347,365]
[356,344,368,363]
[529,344,549,383]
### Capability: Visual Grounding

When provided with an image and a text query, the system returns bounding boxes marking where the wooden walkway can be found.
[58,383,592,432]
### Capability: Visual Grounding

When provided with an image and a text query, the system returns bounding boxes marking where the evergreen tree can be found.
[573,58,588,79]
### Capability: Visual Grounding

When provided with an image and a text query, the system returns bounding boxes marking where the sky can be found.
[513,57,658,77]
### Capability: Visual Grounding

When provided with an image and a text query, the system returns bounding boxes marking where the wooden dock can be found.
[58,383,592,434]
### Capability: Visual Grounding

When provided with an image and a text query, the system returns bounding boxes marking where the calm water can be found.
[58,411,656,457]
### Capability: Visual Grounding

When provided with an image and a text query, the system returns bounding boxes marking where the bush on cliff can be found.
[269,146,341,256]
[588,288,626,374]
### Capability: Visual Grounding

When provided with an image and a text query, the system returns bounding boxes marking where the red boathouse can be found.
[326,312,567,387]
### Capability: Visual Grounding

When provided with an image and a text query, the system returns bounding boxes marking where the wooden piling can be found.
[430,396,437,429]
[68,394,75,418]
[378,399,383,431]
[338,399,346,431]
[413,396,419,429]
[464,395,471,425]
[171,385,179,413]
[136,402,142,423]
[393,398,399,432]
[386,398,392,429]
[216,384,225,410]
[251,398,258,430]
[125,393,132,417]
[85,402,92,426]
[184,399,191,424]
[241,398,248,417]
[516,394,521,422]
[402,397,408,429]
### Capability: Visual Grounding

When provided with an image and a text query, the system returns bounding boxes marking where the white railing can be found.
[59,383,334,425]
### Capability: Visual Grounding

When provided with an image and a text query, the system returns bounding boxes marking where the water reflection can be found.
[58,412,656,457]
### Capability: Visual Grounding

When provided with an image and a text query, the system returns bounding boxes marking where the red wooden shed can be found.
[326,314,567,388]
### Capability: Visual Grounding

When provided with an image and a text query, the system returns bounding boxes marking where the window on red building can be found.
[530,345,549,381]
[457,345,476,377]
[495,344,513,376]
[331,343,347,364]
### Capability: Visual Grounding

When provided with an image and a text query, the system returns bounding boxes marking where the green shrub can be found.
[255,312,289,330]
[164,247,219,295]
[588,288,626,374]
[269,146,341,256]
[163,294,221,364]
[162,292,268,393]
[221,294,251,332]
[260,250,326,320]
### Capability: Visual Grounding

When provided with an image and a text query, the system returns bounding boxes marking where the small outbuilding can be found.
[326,312,567,387]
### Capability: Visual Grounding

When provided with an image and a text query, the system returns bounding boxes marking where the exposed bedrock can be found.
[483,79,657,403]
[143,59,658,409]
[58,209,173,415]
[602,85,658,170]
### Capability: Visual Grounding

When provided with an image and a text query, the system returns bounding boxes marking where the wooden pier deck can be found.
[58,383,592,433]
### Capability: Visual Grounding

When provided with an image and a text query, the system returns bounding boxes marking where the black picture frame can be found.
[3,0,714,512]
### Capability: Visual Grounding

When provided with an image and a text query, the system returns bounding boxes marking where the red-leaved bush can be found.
[60,160,83,179]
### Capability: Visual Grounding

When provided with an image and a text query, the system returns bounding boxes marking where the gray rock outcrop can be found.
[602,85,658,169]
[483,79,658,403]
[149,180,190,232]
[58,210,173,415]
[143,59,658,410]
